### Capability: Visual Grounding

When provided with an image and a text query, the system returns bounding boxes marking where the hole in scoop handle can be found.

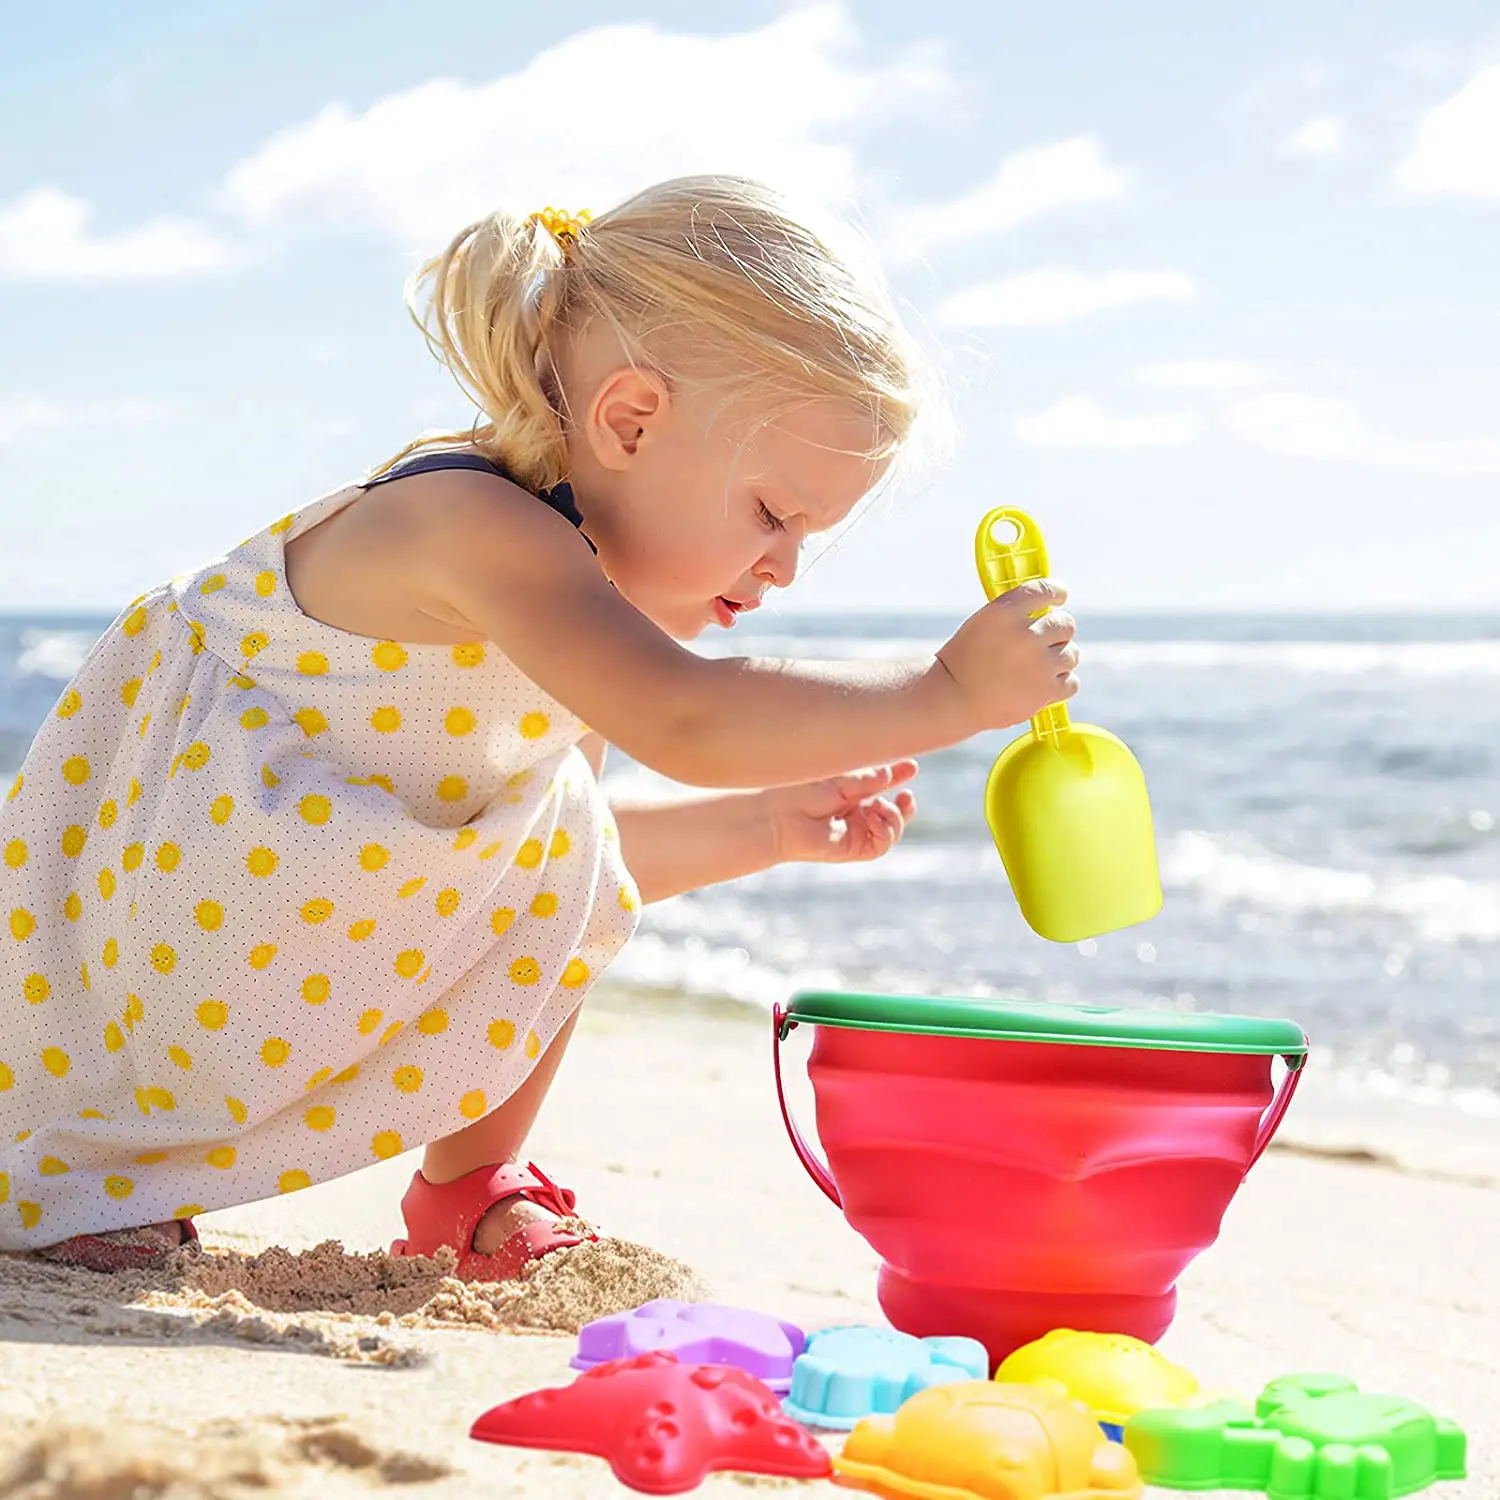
[772,1006,842,1207]
[1244,1052,1308,1175]
[975,507,1050,601]
[974,507,1073,740]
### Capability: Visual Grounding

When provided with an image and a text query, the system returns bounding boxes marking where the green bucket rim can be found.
[780,990,1309,1060]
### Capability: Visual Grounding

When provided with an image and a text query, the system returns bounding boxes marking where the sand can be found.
[1,988,1495,1498]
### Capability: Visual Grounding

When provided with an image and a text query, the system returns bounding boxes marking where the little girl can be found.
[0,176,1077,1278]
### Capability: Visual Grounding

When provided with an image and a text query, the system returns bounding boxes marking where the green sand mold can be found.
[1124,1373,1467,1498]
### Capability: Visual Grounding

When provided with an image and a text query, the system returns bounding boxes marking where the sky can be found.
[2,0,1498,616]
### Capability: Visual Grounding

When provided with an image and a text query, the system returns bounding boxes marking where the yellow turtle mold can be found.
[832,1380,1143,1500]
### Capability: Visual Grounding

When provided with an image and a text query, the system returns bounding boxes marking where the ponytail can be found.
[369,213,573,489]
[379,176,932,487]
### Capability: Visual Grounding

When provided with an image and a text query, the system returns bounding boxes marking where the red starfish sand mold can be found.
[470,1351,833,1494]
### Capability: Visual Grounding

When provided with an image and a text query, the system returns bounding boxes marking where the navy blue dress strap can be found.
[360,450,594,552]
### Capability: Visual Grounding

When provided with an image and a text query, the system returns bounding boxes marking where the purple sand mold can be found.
[571,1299,806,1395]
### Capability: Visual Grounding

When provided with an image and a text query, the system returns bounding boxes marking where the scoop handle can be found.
[975,507,1071,742]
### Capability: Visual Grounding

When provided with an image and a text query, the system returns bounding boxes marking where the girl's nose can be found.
[754,536,799,590]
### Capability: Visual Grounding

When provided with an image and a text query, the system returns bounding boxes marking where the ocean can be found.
[4,608,1497,1129]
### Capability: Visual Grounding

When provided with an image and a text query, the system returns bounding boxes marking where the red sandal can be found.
[389,1161,596,1282]
[36,1218,199,1273]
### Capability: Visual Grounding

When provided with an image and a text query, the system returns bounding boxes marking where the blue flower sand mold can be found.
[783,1324,990,1431]
[1124,1373,1467,1498]
[571,1300,806,1396]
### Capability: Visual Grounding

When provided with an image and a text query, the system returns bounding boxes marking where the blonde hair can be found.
[374,174,929,491]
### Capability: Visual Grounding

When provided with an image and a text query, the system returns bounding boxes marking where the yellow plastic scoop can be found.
[976,507,1162,943]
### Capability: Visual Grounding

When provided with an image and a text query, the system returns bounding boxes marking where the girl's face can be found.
[570,369,888,640]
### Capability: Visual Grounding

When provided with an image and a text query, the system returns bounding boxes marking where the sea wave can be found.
[721,633,1500,677]
[1086,640,1500,676]
[17,620,1499,683]
[602,940,1500,1126]
[1163,830,1500,942]
[15,628,97,681]
[606,930,845,1012]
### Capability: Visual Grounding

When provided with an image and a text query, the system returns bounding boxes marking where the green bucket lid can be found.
[781,991,1308,1060]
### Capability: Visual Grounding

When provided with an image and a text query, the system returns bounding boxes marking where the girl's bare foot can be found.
[471,1192,561,1257]
[33,1219,197,1273]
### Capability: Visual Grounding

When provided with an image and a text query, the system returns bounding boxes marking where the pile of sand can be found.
[0,1232,706,1364]
[157,1231,709,1333]
[0,1413,454,1498]
[0,1233,710,1494]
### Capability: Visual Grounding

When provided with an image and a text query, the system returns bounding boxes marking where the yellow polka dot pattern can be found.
[0,486,637,1248]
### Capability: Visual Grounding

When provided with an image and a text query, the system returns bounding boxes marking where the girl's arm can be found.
[579,732,776,904]
[400,472,1074,789]
[583,735,918,906]
[612,793,776,905]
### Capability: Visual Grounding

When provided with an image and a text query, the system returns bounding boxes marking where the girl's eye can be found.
[756,500,786,532]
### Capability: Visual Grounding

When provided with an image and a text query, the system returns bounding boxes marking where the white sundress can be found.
[0,461,640,1249]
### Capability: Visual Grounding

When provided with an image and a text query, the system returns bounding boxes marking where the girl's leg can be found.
[38,1013,586,1273]
[418,1007,582,1254]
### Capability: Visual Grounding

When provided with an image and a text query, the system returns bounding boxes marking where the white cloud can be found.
[94,398,175,424]
[884,136,1130,261]
[0,187,232,280]
[1134,360,1270,392]
[1280,115,1347,159]
[1222,390,1500,476]
[0,396,64,444]
[1014,396,1201,449]
[940,268,1196,328]
[215,6,945,244]
[1395,65,1500,198]
[0,395,172,444]
[0,8,945,281]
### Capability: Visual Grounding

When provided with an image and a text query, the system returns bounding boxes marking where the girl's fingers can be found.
[868,796,907,853]
[834,767,890,799]
[1036,609,1076,643]
[835,760,919,798]
[826,786,915,862]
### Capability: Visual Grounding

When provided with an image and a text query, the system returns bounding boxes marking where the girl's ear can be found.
[583,365,673,470]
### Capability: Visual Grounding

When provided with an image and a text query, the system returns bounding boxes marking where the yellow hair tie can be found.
[527,205,592,257]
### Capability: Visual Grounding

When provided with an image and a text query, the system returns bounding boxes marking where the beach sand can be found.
[1,988,1493,1497]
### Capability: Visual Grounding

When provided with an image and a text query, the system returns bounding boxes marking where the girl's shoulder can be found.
[162,449,593,682]
[361,449,594,553]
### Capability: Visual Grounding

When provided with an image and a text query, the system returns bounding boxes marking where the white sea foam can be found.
[606,929,845,1011]
[1085,639,1500,676]
[1163,830,1500,941]
[606,930,1500,1131]
[16,629,94,681]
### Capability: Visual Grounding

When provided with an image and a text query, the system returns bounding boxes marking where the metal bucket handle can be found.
[1246,1051,1307,1174]
[772,1006,841,1207]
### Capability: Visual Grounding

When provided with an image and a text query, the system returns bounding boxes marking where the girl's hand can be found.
[936,579,1078,733]
[762,761,918,864]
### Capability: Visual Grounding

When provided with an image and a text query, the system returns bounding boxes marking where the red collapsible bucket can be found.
[773,992,1307,1368]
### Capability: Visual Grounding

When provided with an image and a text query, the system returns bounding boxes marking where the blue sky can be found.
[2,1,1498,615]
